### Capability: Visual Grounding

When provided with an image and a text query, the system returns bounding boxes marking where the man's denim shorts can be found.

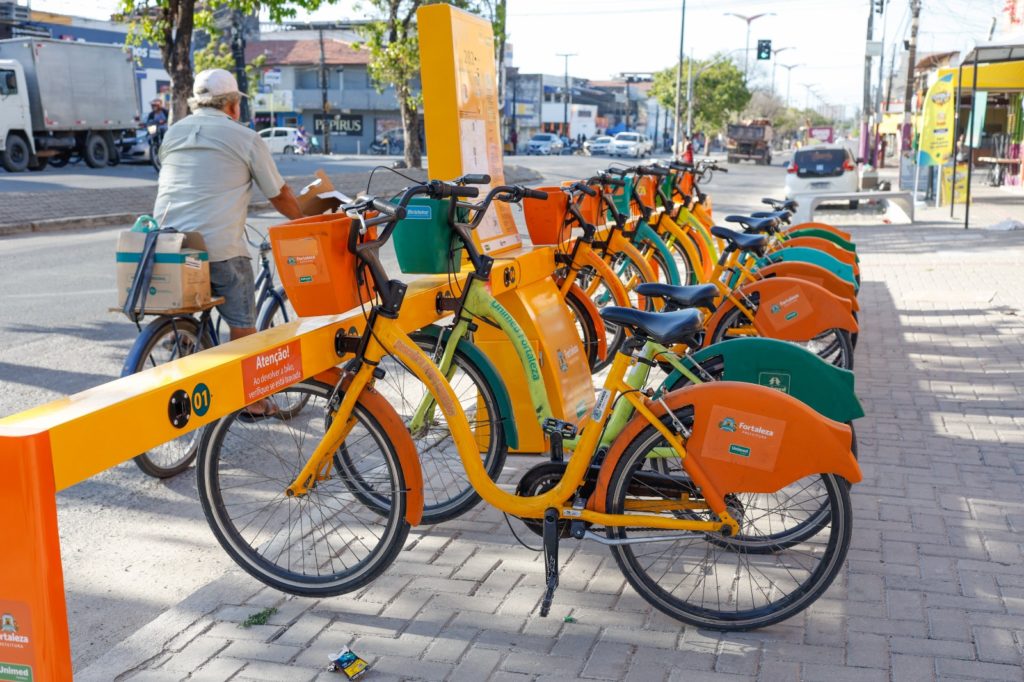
[209,256,256,329]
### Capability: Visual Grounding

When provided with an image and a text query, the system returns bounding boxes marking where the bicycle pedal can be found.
[542,418,577,439]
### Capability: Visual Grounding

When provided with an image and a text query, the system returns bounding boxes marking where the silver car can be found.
[584,135,614,156]
[526,133,564,155]
[611,132,653,158]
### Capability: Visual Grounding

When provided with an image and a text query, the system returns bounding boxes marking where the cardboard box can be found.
[116,231,211,312]
[297,169,346,216]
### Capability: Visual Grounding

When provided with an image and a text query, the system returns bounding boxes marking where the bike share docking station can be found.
[0,6,590,678]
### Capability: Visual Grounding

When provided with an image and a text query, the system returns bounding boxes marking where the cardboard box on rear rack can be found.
[116,231,212,312]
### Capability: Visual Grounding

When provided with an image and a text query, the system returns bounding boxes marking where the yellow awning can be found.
[937,61,1024,92]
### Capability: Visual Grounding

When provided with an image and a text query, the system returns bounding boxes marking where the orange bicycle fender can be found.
[755,261,859,311]
[779,237,859,273]
[568,281,608,362]
[588,381,861,512]
[313,368,425,526]
[702,276,858,346]
[785,222,852,241]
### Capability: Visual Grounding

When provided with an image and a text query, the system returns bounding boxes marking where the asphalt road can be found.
[0,153,788,671]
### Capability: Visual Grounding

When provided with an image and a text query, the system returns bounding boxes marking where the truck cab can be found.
[0,60,38,172]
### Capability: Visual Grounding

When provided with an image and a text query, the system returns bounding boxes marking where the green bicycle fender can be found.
[416,324,520,450]
[756,247,858,290]
[635,221,682,285]
[661,337,864,423]
[786,228,858,254]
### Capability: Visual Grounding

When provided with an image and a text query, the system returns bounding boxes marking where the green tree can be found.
[357,1,485,169]
[193,42,266,98]
[650,55,750,139]
[117,1,332,123]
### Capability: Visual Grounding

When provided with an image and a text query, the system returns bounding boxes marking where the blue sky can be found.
[33,0,1019,113]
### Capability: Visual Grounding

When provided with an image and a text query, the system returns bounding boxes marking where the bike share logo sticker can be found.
[764,286,813,328]
[758,371,791,394]
[241,340,303,403]
[701,406,786,472]
[405,204,433,220]
[0,601,34,682]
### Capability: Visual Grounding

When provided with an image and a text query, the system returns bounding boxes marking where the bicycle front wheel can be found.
[124,316,211,478]
[606,419,852,631]
[197,380,410,597]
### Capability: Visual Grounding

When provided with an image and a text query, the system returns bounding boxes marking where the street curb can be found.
[75,572,264,681]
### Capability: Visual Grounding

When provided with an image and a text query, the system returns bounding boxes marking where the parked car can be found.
[526,133,564,155]
[611,132,652,158]
[785,144,860,206]
[584,135,614,156]
[258,127,303,154]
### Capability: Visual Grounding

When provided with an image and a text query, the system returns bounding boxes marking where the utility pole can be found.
[557,52,576,137]
[230,10,250,123]
[873,0,888,165]
[901,0,921,151]
[860,3,875,162]
[724,12,775,84]
[318,26,331,155]
[779,63,800,108]
[770,46,793,95]
[672,0,686,155]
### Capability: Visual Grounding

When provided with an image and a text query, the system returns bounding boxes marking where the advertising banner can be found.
[917,73,955,166]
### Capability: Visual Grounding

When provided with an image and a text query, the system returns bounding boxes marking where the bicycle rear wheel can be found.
[124,316,211,478]
[197,380,409,597]
[606,417,852,631]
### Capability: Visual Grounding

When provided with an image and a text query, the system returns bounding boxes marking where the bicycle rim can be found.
[607,424,852,630]
[197,381,409,596]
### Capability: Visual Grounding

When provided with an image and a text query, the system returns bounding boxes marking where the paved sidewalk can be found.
[80,221,1024,681]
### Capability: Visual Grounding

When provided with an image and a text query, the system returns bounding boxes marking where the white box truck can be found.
[0,38,139,172]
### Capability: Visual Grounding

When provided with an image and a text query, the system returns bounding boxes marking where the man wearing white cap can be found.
[153,68,302,415]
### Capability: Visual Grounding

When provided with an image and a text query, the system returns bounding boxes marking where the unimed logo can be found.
[0,663,31,681]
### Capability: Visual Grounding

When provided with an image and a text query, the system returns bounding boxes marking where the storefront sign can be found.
[313,114,364,136]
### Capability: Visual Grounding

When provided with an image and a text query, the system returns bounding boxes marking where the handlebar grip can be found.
[370,198,404,220]
[716,167,728,173]
[642,165,669,177]
[450,184,480,198]
[606,167,629,176]
[669,162,694,171]
[572,182,597,197]
[460,173,491,185]
[600,176,626,187]
[523,187,550,200]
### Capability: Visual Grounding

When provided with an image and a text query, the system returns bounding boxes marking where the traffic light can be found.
[757,40,772,60]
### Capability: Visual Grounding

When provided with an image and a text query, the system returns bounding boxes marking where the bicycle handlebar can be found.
[455,173,491,186]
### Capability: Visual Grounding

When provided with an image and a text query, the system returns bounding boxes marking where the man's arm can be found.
[269,184,303,220]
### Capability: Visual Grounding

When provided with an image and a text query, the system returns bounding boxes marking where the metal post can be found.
[873,2,888,166]
[557,53,575,137]
[625,77,631,130]
[743,21,751,84]
[902,0,921,151]
[672,0,686,156]
[950,61,964,215]
[860,4,875,162]
[964,50,979,230]
[685,57,694,138]
[319,27,330,155]
[231,10,250,123]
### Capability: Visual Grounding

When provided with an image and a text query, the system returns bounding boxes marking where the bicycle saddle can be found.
[599,307,703,347]
[710,226,768,252]
[762,197,798,213]
[750,210,792,225]
[725,214,780,233]
[636,282,718,311]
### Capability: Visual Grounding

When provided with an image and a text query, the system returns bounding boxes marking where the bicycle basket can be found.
[268,214,376,317]
[635,175,657,210]
[523,187,569,245]
[392,197,463,274]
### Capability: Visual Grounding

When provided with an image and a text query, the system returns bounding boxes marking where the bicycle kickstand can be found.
[540,507,560,617]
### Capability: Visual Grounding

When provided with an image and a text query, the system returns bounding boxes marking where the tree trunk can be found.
[159,0,196,124]
[400,93,422,169]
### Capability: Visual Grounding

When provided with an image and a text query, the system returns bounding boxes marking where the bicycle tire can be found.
[255,287,292,332]
[564,287,602,371]
[709,302,855,371]
[606,416,853,630]
[124,316,212,478]
[335,333,508,524]
[197,380,410,597]
[583,255,651,372]
[664,231,701,286]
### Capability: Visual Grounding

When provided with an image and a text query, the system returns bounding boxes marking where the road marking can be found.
[3,288,117,299]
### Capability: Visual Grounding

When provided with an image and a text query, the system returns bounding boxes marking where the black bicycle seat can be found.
[762,197,798,212]
[599,307,703,347]
[725,215,780,233]
[636,282,718,311]
[750,210,792,225]
[711,226,768,252]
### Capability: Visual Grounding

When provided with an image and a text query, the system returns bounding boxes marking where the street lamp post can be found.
[672,0,686,157]
[556,52,576,137]
[779,63,801,108]
[770,46,794,95]
[723,12,775,84]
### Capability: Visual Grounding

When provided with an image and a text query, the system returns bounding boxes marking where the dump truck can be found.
[0,38,139,172]
[726,118,773,165]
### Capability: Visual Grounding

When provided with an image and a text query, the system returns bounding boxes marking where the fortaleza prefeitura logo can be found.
[718,417,737,432]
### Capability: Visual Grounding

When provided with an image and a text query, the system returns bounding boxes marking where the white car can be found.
[611,132,653,158]
[583,135,614,156]
[785,145,859,203]
[258,127,303,154]
[526,133,564,155]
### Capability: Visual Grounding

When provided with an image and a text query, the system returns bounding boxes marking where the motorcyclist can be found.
[145,99,168,129]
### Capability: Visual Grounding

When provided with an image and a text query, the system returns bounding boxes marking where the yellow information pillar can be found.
[417,4,593,451]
